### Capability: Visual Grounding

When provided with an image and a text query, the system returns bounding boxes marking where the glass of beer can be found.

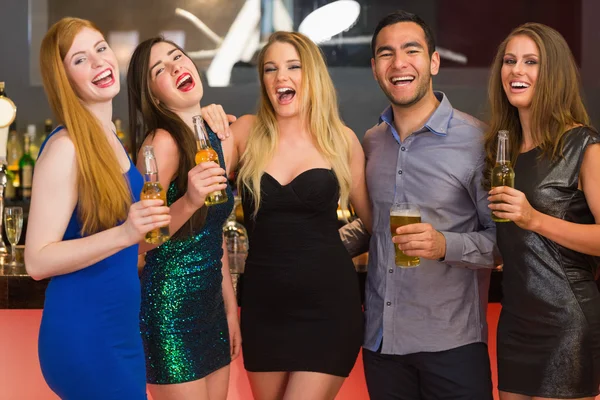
[390,202,421,267]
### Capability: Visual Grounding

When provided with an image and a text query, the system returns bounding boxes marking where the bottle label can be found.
[21,165,33,195]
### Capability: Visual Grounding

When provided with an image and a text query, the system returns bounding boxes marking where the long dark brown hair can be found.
[482,22,590,189]
[127,36,206,234]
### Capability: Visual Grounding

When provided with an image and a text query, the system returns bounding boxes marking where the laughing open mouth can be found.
[277,87,296,103]
[176,73,195,91]
[391,76,415,86]
[92,69,114,86]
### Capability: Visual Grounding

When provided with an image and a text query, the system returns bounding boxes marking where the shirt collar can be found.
[378,91,453,142]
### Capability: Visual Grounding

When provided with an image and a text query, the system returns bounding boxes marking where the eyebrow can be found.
[375,41,423,55]
[70,40,105,61]
[504,52,539,58]
[150,48,179,72]
[263,59,301,66]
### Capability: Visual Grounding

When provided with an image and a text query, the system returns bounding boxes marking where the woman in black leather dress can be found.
[484,23,600,400]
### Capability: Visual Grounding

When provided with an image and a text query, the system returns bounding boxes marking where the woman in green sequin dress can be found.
[127,37,240,400]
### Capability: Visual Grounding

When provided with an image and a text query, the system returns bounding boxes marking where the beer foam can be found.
[390,210,420,217]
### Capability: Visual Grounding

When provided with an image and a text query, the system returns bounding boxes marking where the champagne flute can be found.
[4,207,23,266]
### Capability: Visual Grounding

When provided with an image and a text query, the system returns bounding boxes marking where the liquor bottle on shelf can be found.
[40,118,53,146]
[6,122,22,199]
[192,114,228,206]
[27,124,40,160]
[491,130,515,223]
[140,145,170,244]
[18,134,35,201]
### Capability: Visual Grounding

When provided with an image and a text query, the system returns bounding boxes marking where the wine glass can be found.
[4,207,23,266]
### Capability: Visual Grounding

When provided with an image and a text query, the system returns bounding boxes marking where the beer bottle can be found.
[491,130,515,222]
[140,145,170,244]
[192,114,228,206]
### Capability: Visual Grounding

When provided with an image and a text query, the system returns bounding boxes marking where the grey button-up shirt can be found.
[362,92,497,355]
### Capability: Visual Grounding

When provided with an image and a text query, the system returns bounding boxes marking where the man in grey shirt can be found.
[342,10,497,399]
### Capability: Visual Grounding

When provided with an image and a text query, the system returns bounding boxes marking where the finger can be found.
[488,193,518,204]
[395,223,429,235]
[141,206,171,216]
[392,232,427,244]
[227,114,237,123]
[135,199,164,208]
[188,162,224,176]
[397,239,431,252]
[491,211,514,221]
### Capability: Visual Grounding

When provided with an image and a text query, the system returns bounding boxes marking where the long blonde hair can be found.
[482,22,590,189]
[237,31,352,217]
[40,17,132,234]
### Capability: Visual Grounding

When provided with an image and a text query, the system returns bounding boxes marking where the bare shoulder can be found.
[142,128,178,150]
[231,114,255,134]
[36,129,76,167]
[343,126,360,146]
[231,114,256,151]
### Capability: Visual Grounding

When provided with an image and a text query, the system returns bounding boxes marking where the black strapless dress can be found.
[240,168,363,377]
[497,127,600,398]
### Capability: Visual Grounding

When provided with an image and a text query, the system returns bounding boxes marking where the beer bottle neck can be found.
[496,135,509,164]
[192,115,212,151]
[143,147,159,182]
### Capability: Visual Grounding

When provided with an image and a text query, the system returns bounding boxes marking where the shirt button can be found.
[389,269,393,273]
[386,301,392,306]
[401,147,406,151]
[398,170,403,175]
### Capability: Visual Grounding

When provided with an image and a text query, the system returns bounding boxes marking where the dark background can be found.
[1,0,599,141]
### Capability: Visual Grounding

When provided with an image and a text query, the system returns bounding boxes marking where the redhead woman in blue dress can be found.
[24,17,213,400]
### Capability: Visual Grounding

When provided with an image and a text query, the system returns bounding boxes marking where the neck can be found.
[518,107,535,151]
[391,90,440,142]
[175,104,203,131]
[276,113,310,140]
[85,100,113,134]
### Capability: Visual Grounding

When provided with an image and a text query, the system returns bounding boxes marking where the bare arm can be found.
[137,130,227,253]
[220,238,241,359]
[346,127,372,233]
[489,143,600,256]
[24,132,170,281]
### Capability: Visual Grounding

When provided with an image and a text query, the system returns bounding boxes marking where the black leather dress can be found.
[497,127,600,398]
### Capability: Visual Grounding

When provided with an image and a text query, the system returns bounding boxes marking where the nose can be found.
[392,53,407,69]
[275,68,289,82]
[171,62,181,75]
[90,53,105,69]
[513,60,525,75]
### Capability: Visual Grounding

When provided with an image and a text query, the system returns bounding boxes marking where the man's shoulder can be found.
[363,121,388,142]
[448,108,487,136]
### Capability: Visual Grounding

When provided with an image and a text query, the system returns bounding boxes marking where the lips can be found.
[91,68,115,88]
[390,75,415,86]
[508,80,531,93]
[176,73,195,92]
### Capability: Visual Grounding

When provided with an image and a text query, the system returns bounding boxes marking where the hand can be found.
[488,186,540,231]
[201,103,237,140]
[122,199,171,245]
[392,223,446,260]
[184,162,228,209]
[227,312,242,360]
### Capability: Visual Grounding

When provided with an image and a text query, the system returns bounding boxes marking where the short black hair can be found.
[371,10,436,58]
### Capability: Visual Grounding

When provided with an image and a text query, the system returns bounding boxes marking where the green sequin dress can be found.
[140,128,234,384]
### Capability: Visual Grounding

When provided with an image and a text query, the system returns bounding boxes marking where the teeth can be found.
[92,70,111,83]
[177,75,191,88]
[511,82,530,88]
[392,76,414,83]
[277,87,294,93]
